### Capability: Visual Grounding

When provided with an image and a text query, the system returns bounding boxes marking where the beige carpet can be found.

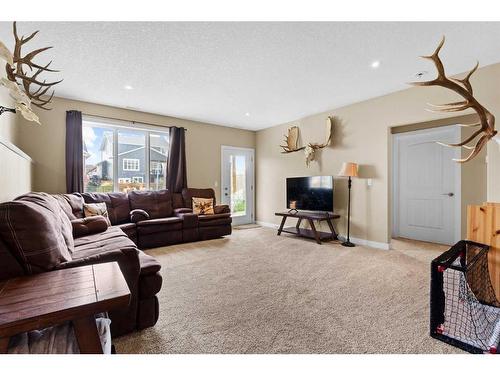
[114,228,462,354]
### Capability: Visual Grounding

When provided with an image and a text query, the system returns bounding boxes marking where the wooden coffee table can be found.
[275,211,340,244]
[0,262,130,354]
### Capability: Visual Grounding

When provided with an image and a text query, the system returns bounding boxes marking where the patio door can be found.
[221,146,254,226]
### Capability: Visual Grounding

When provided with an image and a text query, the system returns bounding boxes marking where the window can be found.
[83,117,169,193]
[123,158,140,171]
[150,161,163,174]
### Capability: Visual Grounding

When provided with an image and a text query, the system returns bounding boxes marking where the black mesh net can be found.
[430,241,500,354]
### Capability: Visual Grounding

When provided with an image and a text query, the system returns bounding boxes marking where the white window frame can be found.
[132,176,144,183]
[82,116,169,192]
[118,178,131,183]
[123,158,140,171]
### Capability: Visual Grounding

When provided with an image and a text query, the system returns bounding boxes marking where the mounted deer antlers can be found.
[0,22,62,124]
[410,37,496,163]
[5,22,62,110]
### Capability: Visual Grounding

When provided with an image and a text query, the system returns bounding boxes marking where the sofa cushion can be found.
[182,188,216,207]
[52,194,84,220]
[116,222,137,240]
[73,226,136,258]
[80,192,131,225]
[71,216,109,238]
[198,213,232,227]
[129,190,173,219]
[136,217,182,234]
[172,193,184,209]
[0,193,73,274]
[83,202,111,225]
[192,197,214,215]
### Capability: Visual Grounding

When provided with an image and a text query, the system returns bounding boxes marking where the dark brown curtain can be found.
[65,110,83,193]
[166,126,187,193]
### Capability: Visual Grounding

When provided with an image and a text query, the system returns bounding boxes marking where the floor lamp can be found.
[338,162,358,247]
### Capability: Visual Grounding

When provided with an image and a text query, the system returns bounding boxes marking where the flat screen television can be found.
[286,176,333,212]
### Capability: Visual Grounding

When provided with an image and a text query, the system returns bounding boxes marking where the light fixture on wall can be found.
[338,162,359,247]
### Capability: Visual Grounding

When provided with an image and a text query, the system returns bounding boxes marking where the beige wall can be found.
[0,72,33,202]
[487,140,500,202]
[15,96,256,202]
[256,63,500,245]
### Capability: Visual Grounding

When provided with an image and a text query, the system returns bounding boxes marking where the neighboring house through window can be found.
[82,116,169,193]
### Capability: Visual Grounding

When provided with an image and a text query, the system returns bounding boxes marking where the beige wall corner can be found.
[487,140,500,202]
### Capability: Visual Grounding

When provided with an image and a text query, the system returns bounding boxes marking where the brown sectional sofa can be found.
[0,188,231,337]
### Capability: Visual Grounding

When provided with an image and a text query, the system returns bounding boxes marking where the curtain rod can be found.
[82,113,187,131]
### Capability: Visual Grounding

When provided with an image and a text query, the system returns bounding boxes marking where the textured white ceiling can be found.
[1,22,500,130]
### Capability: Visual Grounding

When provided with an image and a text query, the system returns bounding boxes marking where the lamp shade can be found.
[338,162,358,177]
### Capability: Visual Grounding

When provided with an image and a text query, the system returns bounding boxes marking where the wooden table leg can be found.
[277,216,287,236]
[296,218,302,229]
[0,336,10,353]
[308,219,322,245]
[326,218,338,240]
[73,316,103,354]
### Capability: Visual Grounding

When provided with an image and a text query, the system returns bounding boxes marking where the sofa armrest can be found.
[130,209,150,223]
[174,208,193,214]
[71,216,109,238]
[214,204,230,214]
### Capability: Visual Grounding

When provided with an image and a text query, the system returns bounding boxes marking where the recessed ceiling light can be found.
[245,112,250,117]
[124,85,133,90]
[370,60,381,69]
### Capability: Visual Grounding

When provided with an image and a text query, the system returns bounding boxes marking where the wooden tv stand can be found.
[275,211,340,244]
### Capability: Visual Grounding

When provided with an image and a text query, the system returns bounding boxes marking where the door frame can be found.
[220,145,255,224]
[392,125,462,244]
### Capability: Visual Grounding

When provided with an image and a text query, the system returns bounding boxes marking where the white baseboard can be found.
[256,221,390,250]
[256,220,279,229]
[337,235,390,250]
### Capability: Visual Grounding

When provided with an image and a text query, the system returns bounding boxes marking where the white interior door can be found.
[221,146,254,226]
[393,126,461,245]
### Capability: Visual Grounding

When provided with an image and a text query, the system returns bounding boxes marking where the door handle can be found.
[442,192,454,197]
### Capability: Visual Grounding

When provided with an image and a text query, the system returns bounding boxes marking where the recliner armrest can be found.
[130,209,150,223]
[174,208,193,214]
[71,216,109,238]
[214,205,230,214]
[176,212,199,229]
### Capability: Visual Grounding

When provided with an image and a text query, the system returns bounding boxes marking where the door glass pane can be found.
[118,130,146,192]
[83,125,114,192]
[149,133,168,190]
[230,155,246,216]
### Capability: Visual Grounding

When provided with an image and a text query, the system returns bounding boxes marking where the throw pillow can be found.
[192,197,215,215]
[83,202,111,225]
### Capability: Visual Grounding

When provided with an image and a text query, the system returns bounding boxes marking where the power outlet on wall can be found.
[367,179,373,187]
